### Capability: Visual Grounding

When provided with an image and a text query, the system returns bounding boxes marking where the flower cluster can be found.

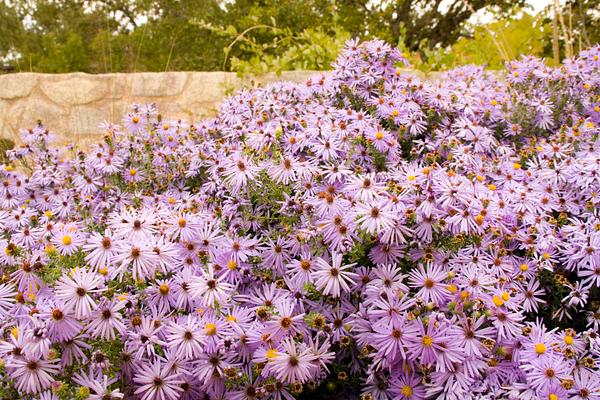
[0,39,599,400]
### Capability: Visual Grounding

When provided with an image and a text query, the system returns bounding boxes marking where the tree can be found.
[365,0,526,53]
[427,12,549,70]
[563,0,600,51]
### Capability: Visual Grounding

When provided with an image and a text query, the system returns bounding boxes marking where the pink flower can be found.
[313,252,357,298]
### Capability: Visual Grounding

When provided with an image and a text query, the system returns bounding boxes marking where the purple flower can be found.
[1,38,600,399]
[86,299,127,340]
[133,360,184,400]
[55,267,105,319]
[7,353,60,394]
[313,252,357,298]
[271,338,315,384]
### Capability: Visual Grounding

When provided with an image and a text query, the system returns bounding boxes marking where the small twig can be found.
[222,24,282,70]
[460,0,509,62]
[164,33,178,72]
[578,0,591,47]
[133,22,147,72]
[554,0,573,59]
[552,4,560,64]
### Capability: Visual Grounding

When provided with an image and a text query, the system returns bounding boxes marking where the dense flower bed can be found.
[0,39,600,400]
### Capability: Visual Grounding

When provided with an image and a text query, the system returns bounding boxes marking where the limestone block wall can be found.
[0,71,320,148]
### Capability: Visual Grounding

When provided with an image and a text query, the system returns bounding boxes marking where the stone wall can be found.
[0,71,321,148]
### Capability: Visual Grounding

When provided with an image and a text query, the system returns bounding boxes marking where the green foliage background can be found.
[0,0,598,75]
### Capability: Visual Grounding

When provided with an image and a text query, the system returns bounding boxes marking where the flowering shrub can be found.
[1,39,600,400]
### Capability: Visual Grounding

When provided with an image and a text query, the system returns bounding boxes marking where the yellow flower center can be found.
[391,109,399,117]
[227,260,237,270]
[226,315,237,322]
[266,348,278,360]
[564,335,574,345]
[548,394,558,400]
[513,162,521,170]
[492,295,504,307]
[488,184,496,191]
[401,385,413,396]
[62,235,72,246]
[422,335,433,347]
[129,168,137,176]
[501,291,510,301]
[132,116,139,124]
[520,264,529,272]
[535,343,547,354]
[375,131,384,140]
[159,284,170,295]
[407,175,416,182]
[475,214,484,225]
[205,323,217,336]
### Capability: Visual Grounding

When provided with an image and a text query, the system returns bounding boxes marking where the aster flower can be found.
[390,372,426,400]
[127,316,167,360]
[570,369,600,400]
[133,360,184,400]
[83,230,118,270]
[0,38,600,400]
[408,264,450,305]
[354,200,396,235]
[7,354,60,394]
[41,303,82,342]
[166,315,204,360]
[271,338,315,384]
[55,267,105,319]
[86,299,127,340]
[112,208,158,242]
[520,278,546,313]
[405,316,464,372]
[286,250,316,286]
[264,300,305,340]
[371,319,410,364]
[522,354,574,390]
[51,227,85,256]
[313,252,357,298]
[223,155,260,193]
[190,266,234,307]
[87,374,124,400]
[365,264,408,298]
[0,283,16,317]
[165,211,201,242]
[113,241,159,281]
